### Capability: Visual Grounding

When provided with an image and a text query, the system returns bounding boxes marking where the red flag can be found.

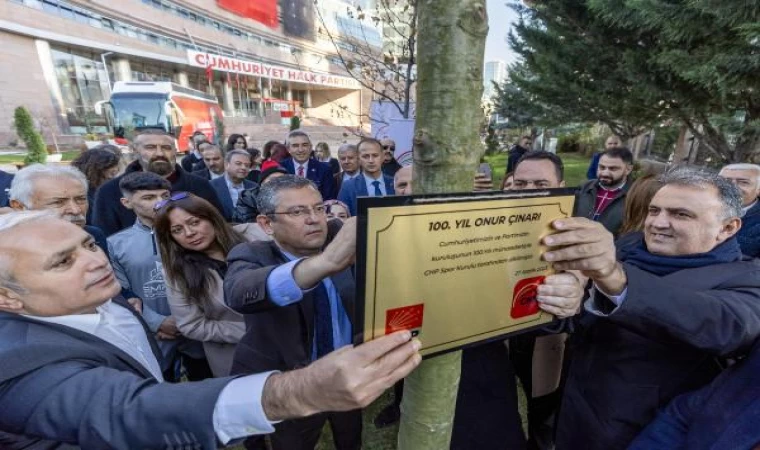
[226,72,231,85]
[236,72,240,90]
[205,53,213,85]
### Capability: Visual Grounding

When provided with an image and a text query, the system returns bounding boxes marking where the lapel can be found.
[356,174,369,196]
[307,160,320,183]
[384,175,395,195]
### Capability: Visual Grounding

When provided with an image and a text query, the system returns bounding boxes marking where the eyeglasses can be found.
[382,145,395,151]
[269,204,327,218]
[153,192,189,211]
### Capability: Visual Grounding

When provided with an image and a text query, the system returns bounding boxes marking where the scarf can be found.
[621,235,743,276]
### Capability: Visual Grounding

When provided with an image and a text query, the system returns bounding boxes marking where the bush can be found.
[290,116,301,131]
[485,125,499,155]
[557,133,581,153]
[13,106,47,165]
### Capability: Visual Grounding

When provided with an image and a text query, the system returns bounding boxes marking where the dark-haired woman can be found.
[226,134,247,152]
[71,145,121,225]
[155,193,267,376]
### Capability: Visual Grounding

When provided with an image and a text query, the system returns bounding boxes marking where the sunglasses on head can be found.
[382,145,395,150]
[153,192,190,211]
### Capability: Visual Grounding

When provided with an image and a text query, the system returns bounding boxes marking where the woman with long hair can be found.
[315,142,340,175]
[261,142,289,171]
[226,134,248,152]
[154,192,261,376]
[71,145,121,224]
[616,174,663,251]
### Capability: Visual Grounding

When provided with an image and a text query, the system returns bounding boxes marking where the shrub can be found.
[290,116,301,131]
[13,106,47,165]
[557,133,581,153]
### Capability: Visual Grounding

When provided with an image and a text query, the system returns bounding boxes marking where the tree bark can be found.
[399,1,488,449]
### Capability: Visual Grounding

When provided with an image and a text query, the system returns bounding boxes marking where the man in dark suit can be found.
[192,142,226,181]
[338,138,395,216]
[629,340,760,450]
[574,146,633,236]
[0,169,12,207]
[224,175,361,450]
[281,129,337,200]
[210,149,256,221]
[180,130,208,173]
[547,166,760,449]
[334,143,360,195]
[0,211,421,449]
[720,163,760,257]
[92,129,223,236]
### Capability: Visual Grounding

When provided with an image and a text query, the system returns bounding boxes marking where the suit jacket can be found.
[338,172,395,216]
[92,160,224,236]
[281,157,337,200]
[181,153,205,173]
[166,270,245,377]
[629,341,760,450]
[0,298,233,449]
[738,201,760,258]
[192,167,212,180]
[556,254,760,450]
[575,178,631,236]
[223,220,354,375]
[0,169,14,207]
[210,176,256,221]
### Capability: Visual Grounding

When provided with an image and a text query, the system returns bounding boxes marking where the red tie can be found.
[297,166,304,177]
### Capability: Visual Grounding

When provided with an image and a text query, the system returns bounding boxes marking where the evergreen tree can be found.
[14,106,47,165]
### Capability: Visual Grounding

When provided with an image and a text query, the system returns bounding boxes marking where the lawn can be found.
[484,151,591,188]
[0,150,81,165]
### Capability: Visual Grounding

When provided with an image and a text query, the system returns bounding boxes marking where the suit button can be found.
[253,289,259,297]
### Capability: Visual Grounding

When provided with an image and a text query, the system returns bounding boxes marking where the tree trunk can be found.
[399,1,488,449]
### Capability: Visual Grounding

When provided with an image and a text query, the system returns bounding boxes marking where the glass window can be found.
[40,0,58,13]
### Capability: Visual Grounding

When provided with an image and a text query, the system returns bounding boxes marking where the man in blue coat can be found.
[210,149,256,221]
[629,340,760,450]
[281,129,337,200]
[720,163,760,257]
[338,138,395,216]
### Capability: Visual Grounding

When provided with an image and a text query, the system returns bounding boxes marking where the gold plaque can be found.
[356,190,576,356]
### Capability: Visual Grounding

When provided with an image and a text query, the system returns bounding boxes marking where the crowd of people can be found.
[0,127,759,450]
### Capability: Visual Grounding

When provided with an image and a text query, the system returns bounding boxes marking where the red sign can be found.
[510,276,545,319]
[385,304,425,336]
[217,0,277,28]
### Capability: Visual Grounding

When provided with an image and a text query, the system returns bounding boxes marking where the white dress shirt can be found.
[27,300,277,444]
[225,175,246,207]
[210,170,224,180]
[295,160,309,177]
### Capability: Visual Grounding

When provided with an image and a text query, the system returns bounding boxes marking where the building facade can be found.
[0,0,381,144]
[483,60,507,101]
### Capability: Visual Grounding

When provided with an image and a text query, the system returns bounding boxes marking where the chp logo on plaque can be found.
[385,303,425,337]
[510,276,545,319]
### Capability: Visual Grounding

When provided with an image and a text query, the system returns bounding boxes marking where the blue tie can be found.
[313,281,334,359]
[372,180,383,196]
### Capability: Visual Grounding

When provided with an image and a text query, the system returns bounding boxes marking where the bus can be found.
[95,81,223,153]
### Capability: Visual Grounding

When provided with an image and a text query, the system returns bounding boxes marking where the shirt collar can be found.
[743,200,758,214]
[23,299,114,334]
[225,174,244,189]
[364,171,383,181]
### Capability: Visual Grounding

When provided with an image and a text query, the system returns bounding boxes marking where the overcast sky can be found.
[485,1,520,65]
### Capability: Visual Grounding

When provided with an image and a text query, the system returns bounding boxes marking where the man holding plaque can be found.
[224,175,363,450]
[544,166,760,449]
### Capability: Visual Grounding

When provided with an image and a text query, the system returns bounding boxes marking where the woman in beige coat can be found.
[154,192,269,377]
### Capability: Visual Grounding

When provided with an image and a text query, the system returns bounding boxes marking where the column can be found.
[112,58,132,82]
[285,82,293,101]
[174,71,189,87]
[222,79,235,116]
[34,39,66,133]
[304,89,312,108]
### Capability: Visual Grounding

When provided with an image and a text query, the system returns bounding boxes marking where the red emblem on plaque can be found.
[510,276,545,319]
[385,303,425,336]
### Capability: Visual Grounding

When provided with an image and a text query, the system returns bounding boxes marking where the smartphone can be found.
[478,163,492,179]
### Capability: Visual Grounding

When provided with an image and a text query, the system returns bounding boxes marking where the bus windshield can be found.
[109,93,168,138]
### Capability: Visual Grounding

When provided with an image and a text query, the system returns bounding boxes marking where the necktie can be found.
[297,166,305,177]
[372,180,383,196]
[313,281,334,359]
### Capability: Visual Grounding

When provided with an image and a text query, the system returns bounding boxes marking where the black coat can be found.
[0,170,13,207]
[92,160,223,236]
[556,254,760,450]
[574,179,631,236]
[223,220,354,375]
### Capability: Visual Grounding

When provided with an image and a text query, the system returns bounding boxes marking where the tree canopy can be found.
[495,0,760,162]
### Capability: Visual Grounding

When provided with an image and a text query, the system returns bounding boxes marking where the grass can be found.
[0,150,81,165]
[484,151,591,188]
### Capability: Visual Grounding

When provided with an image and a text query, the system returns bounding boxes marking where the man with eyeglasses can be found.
[380,137,402,177]
[224,175,363,450]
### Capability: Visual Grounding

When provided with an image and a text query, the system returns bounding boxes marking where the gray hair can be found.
[9,164,88,206]
[256,175,320,216]
[285,129,311,147]
[659,166,743,219]
[720,163,760,184]
[0,210,57,293]
[337,143,358,156]
[225,149,252,164]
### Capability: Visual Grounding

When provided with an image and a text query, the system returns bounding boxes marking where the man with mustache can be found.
[8,164,109,258]
[576,146,633,236]
[92,128,223,236]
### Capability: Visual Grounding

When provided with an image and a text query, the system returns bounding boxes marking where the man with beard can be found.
[92,128,223,236]
[192,143,226,181]
[575,146,633,235]
[8,164,109,258]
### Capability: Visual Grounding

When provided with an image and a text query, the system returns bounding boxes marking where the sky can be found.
[485,1,520,66]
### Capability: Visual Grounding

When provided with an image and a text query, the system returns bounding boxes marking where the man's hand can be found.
[293,217,357,289]
[157,316,180,339]
[262,330,422,421]
[126,297,142,314]
[473,173,493,192]
[537,272,585,318]
[542,218,627,295]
